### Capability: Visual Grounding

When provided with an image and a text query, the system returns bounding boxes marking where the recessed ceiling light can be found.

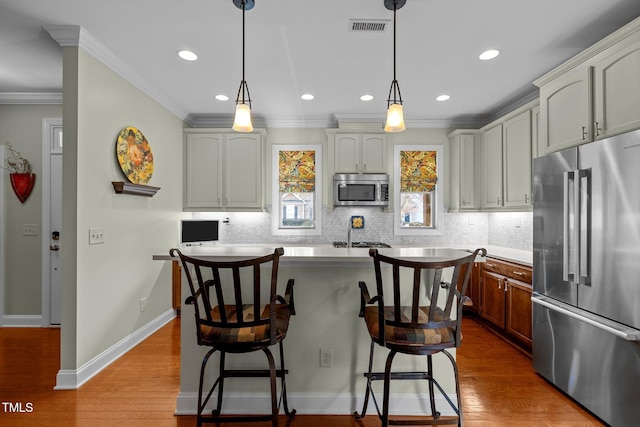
[360,94,374,101]
[215,94,229,101]
[479,49,500,61]
[301,93,315,101]
[436,94,451,102]
[178,50,198,61]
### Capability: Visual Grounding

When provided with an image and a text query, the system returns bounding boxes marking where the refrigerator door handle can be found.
[563,171,577,282]
[578,169,591,285]
[532,295,640,341]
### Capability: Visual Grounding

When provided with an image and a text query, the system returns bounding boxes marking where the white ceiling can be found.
[1,0,640,128]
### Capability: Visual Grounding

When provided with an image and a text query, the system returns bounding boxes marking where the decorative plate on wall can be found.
[115,126,154,185]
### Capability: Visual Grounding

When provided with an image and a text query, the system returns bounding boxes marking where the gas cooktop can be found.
[332,241,392,248]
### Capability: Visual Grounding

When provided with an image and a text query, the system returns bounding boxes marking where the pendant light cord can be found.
[241,0,246,102]
[393,2,396,87]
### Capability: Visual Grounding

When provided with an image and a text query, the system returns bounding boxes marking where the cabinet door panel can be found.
[594,44,640,138]
[481,124,503,208]
[539,68,593,154]
[460,134,477,208]
[361,134,386,173]
[185,134,222,208]
[481,271,506,328]
[503,111,532,207]
[506,279,533,348]
[334,135,359,173]
[225,134,262,208]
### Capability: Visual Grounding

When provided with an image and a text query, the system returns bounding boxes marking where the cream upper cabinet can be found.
[536,17,640,155]
[331,133,386,174]
[503,110,532,208]
[538,67,593,155]
[481,124,504,209]
[448,130,479,211]
[593,40,640,139]
[185,133,223,209]
[184,130,264,211]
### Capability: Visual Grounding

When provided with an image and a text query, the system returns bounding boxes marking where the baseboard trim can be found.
[54,309,176,390]
[175,391,457,416]
[2,315,43,327]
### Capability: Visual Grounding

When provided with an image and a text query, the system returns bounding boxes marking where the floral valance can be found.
[279,150,316,193]
[400,150,437,192]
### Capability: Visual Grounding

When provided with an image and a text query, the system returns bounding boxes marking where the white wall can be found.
[60,46,184,373]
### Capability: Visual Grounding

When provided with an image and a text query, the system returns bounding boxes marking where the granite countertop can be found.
[154,244,532,266]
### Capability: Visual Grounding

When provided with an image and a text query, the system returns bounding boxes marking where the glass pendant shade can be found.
[232,102,253,132]
[384,103,405,132]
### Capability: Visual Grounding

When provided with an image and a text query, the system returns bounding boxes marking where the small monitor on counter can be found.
[180,219,219,246]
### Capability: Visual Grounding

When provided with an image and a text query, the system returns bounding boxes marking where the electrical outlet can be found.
[140,297,147,312]
[320,348,333,368]
[22,224,38,236]
[89,228,105,245]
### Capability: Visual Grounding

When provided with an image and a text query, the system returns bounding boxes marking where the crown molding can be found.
[0,92,63,104]
[43,25,189,120]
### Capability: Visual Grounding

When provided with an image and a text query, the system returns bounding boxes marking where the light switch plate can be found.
[22,224,38,236]
[89,228,105,245]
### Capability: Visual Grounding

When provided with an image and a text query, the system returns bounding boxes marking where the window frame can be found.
[271,144,322,236]
[394,144,444,236]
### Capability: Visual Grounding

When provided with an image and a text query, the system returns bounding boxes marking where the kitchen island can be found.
[153,245,506,416]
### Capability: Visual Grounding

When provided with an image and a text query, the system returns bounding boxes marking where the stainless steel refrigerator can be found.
[532,129,640,426]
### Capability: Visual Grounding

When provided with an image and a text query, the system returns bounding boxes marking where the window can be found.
[394,145,443,235]
[272,145,322,236]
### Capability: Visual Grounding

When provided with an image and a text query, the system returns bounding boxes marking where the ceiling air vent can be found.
[349,19,390,32]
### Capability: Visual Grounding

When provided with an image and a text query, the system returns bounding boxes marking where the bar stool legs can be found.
[354,339,464,427]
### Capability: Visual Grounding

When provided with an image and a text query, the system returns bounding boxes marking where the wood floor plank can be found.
[0,316,605,426]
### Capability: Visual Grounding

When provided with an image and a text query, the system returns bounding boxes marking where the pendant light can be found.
[232,0,255,132]
[384,0,406,132]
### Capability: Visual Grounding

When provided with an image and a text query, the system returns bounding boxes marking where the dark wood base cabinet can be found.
[468,257,533,354]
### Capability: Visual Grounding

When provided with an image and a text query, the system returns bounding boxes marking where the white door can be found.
[43,119,63,325]
[49,150,62,325]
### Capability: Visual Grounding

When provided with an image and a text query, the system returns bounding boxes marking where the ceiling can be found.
[1,0,640,129]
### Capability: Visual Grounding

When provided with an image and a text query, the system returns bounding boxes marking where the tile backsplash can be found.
[192,209,533,251]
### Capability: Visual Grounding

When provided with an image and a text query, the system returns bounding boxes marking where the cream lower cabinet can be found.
[330,133,386,174]
[184,130,264,211]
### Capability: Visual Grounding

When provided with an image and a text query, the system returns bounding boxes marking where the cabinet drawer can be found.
[482,258,532,283]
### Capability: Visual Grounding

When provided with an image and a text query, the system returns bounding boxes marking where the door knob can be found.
[50,245,60,251]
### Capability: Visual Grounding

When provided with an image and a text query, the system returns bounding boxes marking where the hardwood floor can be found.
[0,317,604,426]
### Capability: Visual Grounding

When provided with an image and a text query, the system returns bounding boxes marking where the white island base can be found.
[155,245,481,417]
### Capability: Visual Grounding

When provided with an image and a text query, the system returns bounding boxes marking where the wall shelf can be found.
[111,181,160,197]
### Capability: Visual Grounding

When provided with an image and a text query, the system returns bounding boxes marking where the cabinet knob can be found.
[582,126,588,140]
[524,194,529,204]
[504,279,508,292]
[512,271,525,277]
[497,278,502,290]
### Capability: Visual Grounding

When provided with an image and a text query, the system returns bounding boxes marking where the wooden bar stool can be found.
[170,247,296,427]
[355,248,486,427]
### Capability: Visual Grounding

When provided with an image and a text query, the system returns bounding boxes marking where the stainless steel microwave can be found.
[333,174,389,206]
